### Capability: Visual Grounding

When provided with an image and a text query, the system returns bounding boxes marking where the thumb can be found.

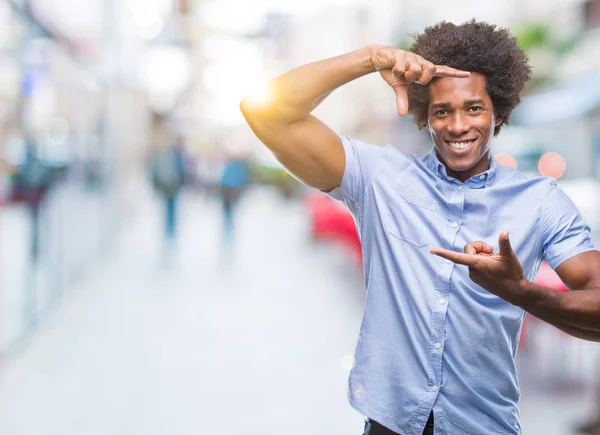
[379,69,409,116]
[394,86,409,116]
[498,231,513,256]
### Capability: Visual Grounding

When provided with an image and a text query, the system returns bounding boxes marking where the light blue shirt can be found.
[327,136,596,435]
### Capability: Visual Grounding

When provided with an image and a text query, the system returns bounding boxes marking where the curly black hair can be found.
[407,19,532,136]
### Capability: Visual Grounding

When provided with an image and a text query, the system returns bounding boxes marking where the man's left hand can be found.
[430,231,530,305]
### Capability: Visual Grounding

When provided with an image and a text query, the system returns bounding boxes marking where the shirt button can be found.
[451,222,458,228]
[435,343,442,349]
[432,386,439,392]
[439,298,446,305]
[479,174,486,180]
[458,185,463,191]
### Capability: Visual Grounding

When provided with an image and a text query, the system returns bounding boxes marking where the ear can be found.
[495,115,504,126]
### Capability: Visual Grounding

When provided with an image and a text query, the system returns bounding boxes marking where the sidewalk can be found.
[0,187,366,435]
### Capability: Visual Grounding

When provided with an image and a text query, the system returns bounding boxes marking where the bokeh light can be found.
[494,153,518,169]
[351,382,365,400]
[340,354,356,371]
[243,81,274,107]
[538,152,566,179]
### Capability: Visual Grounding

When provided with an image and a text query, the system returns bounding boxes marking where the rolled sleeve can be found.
[542,180,597,270]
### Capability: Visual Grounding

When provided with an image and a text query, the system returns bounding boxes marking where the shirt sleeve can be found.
[325,136,387,210]
[542,179,597,270]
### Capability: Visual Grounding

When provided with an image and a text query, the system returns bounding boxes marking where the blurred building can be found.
[0,0,185,360]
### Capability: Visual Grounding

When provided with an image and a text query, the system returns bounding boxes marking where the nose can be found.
[447,112,470,136]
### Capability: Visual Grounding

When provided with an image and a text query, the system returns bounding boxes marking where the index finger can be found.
[433,65,471,78]
[430,248,479,267]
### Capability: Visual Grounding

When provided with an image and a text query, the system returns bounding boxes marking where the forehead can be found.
[428,73,491,105]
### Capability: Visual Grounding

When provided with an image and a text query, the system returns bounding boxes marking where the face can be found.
[427,73,502,182]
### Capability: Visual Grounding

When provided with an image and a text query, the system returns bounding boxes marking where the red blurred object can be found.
[304,192,362,267]
[519,262,570,351]
[534,261,569,293]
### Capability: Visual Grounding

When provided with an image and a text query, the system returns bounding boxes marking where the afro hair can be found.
[407,19,532,136]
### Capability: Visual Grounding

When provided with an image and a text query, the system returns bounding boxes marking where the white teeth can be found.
[448,141,473,149]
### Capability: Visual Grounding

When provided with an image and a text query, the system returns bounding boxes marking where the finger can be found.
[403,54,423,83]
[433,65,471,78]
[379,70,409,116]
[415,57,436,85]
[464,241,494,255]
[464,244,476,255]
[391,54,407,79]
[392,66,406,79]
[498,231,513,256]
[395,85,409,116]
[430,248,480,267]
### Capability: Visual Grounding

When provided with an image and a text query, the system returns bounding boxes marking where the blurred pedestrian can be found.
[12,141,54,263]
[150,131,186,252]
[219,155,250,240]
[242,20,600,435]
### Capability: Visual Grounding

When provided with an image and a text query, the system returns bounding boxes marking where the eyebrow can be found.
[464,99,485,106]
[430,102,451,110]
[430,99,486,111]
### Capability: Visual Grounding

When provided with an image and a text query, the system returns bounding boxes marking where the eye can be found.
[433,110,448,116]
[468,106,483,113]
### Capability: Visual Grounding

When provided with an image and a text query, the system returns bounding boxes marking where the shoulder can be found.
[339,136,436,182]
[495,165,556,193]
[340,136,422,173]
[375,144,434,172]
[375,147,436,186]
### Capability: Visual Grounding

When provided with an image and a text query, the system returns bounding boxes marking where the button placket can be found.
[429,179,462,396]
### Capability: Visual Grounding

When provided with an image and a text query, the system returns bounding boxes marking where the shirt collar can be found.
[425,147,498,188]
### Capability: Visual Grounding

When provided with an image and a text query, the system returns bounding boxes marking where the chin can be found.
[450,162,476,172]
[444,157,477,172]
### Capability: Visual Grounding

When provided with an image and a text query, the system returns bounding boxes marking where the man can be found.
[150,129,187,252]
[240,20,600,435]
[219,154,251,240]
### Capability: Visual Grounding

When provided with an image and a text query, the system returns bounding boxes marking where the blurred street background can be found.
[0,0,599,434]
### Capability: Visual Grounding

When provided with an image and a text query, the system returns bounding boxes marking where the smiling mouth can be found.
[446,140,476,150]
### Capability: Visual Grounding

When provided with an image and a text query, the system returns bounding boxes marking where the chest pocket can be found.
[382,175,439,248]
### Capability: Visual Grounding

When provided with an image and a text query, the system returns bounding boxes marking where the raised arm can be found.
[240,45,469,192]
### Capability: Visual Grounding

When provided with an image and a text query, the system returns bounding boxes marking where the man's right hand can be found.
[368,46,470,116]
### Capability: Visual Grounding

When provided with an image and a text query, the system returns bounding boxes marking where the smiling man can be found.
[240,20,600,435]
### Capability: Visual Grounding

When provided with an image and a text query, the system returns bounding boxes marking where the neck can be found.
[436,151,491,183]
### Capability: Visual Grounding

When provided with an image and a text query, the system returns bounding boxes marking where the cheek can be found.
[476,116,495,132]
